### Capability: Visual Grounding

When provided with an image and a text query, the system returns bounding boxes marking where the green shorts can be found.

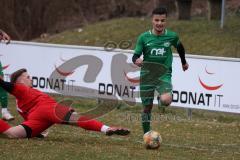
[139,62,172,106]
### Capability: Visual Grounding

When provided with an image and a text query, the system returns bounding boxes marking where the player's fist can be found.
[135,58,143,67]
[182,63,189,71]
[0,30,11,44]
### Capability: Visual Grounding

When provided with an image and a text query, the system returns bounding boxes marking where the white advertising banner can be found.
[0,41,239,113]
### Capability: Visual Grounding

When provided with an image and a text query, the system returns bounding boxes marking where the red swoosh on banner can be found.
[198,77,223,90]
[55,65,74,76]
[3,64,10,70]
[124,71,140,83]
[205,66,214,75]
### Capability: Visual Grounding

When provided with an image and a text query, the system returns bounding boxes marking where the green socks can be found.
[0,87,8,108]
[141,112,151,133]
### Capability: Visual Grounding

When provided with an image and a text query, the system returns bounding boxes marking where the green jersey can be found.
[134,29,180,73]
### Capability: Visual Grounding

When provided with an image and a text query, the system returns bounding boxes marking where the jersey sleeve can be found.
[172,33,180,48]
[134,34,144,56]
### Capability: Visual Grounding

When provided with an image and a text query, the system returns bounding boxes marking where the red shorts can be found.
[21,103,74,138]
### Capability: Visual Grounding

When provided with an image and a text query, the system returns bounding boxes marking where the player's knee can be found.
[161,100,171,106]
[5,130,22,139]
[7,133,19,138]
[160,96,172,106]
[4,126,27,138]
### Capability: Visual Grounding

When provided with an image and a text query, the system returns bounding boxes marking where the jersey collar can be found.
[150,29,167,36]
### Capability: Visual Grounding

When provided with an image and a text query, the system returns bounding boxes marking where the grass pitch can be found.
[0,96,239,160]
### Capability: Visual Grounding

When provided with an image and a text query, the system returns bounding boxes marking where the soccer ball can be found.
[143,130,162,149]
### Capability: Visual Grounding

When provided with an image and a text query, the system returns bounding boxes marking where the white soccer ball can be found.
[143,130,162,149]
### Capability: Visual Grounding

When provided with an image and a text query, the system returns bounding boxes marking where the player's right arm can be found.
[0,79,26,99]
[132,34,144,67]
[0,79,14,93]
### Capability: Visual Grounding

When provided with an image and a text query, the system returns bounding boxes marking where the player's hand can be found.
[134,58,143,67]
[0,30,11,44]
[182,63,189,71]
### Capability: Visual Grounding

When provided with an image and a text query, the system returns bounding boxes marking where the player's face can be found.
[17,72,32,87]
[152,14,167,34]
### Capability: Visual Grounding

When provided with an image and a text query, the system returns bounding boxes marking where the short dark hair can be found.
[10,68,27,83]
[152,7,168,16]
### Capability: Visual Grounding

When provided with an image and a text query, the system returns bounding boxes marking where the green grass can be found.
[35,16,240,58]
[1,96,240,160]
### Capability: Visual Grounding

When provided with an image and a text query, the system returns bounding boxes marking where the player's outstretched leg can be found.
[67,111,130,136]
[0,119,26,138]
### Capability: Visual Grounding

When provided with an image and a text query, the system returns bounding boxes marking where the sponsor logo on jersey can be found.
[151,48,166,56]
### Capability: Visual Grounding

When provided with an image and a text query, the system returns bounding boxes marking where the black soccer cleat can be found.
[106,127,130,136]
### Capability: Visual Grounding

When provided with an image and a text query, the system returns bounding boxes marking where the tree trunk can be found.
[176,0,192,20]
[207,0,222,20]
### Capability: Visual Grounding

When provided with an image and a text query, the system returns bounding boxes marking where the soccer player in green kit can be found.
[0,29,14,121]
[132,7,189,134]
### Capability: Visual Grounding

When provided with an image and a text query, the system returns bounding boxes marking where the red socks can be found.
[0,119,11,133]
[77,116,103,132]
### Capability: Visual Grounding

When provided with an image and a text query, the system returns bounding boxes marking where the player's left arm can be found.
[176,42,189,71]
[173,33,189,71]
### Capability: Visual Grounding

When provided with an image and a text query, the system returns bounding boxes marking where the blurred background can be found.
[0,0,239,40]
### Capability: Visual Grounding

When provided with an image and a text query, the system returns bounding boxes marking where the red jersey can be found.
[12,83,57,114]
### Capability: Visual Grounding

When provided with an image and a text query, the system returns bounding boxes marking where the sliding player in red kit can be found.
[0,68,130,138]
